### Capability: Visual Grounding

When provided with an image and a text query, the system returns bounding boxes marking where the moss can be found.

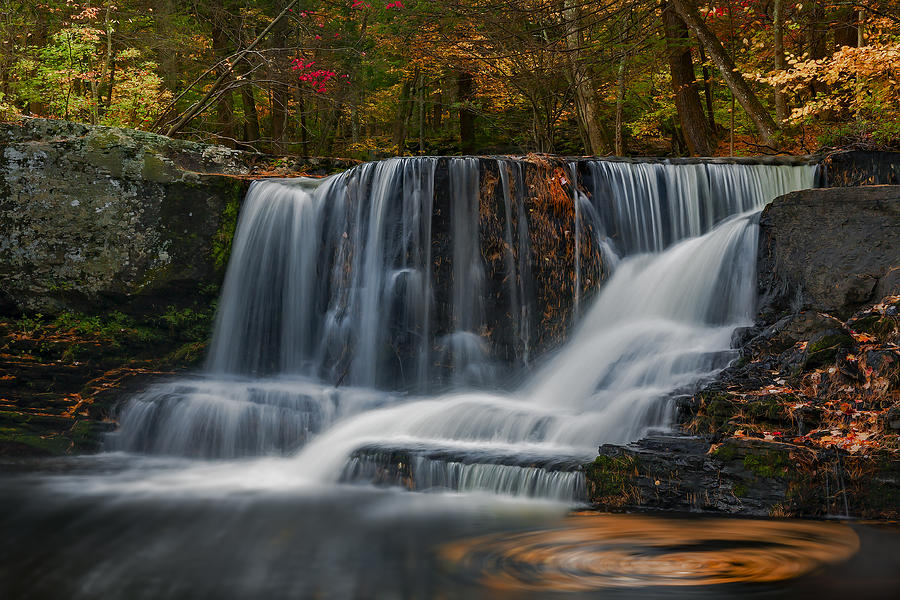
[141,152,179,182]
[585,454,642,502]
[711,443,739,462]
[743,450,790,479]
[733,483,748,497]
[0,421,71,456]
[164,340,208,367]
[852,315,899,343]
[211,190,242,270]
[808,333,854,354]
[805,333,854,369]
[68,420,110,452]
[85,129,123,150]
[746,394,790,422]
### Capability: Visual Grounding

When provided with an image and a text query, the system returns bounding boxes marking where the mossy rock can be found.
[805,332,855,369]
[584,453,642,504]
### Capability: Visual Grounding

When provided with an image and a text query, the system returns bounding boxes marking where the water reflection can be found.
[440,512,861,592]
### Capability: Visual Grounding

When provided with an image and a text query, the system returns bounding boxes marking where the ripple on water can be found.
[438,512,860,592]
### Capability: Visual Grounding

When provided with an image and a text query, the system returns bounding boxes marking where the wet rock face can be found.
[0,118,253,316]
[758,185,900,318]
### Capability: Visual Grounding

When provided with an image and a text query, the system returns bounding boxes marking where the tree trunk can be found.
[211,24,235,147]
[418,74,425,154]
[773,0,788,124]
[670,0,779,146]
[240,83,260,143]
[563,0,607,155]
[697,45,716,132]
[393,77,414,154]
[298,95,308,151]
[614,52,627,156]
[457,71,476,154]
[803,0,827,98]
[661,0,713,156]
[433,84,443,130]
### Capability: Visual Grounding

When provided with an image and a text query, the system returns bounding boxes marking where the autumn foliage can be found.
[0,1,897,156]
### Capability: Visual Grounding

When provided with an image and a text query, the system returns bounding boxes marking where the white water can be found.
[108,158,817,501]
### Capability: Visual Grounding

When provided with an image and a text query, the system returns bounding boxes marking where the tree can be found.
[661,0,713,155]
[670,0,780,146]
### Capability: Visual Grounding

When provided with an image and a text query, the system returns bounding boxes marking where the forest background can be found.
[1,0,897,158]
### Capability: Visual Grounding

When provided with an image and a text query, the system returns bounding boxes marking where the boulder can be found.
[0,118,357,316]
[758,185,900,318]
[0,118,254,315]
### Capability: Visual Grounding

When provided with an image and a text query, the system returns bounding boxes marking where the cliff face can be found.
[0,119,352,456]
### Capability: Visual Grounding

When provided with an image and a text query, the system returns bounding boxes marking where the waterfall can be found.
[108,157,817,501]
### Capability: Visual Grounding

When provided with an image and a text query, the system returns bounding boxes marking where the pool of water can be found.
[1,455,897,600]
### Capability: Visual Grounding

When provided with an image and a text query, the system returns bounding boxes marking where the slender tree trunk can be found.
[238,25,261,146]
[298,95,308,151]
[211,24,235,147]
[670,0,780,146]
[698,45,716,131]
[457,71,476,154]
[433,84,443,130]
[773,0,788,124]
[240,83,260,143]
[803,0,827,98]
[418,75,425,154]
[393,77,414,153]
[614,52,627,155]
[858,9,865,47]
[270,87,288,152]
[661,0,713,156]
[563,0,607,155]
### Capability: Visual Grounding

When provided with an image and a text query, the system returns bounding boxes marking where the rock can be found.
[749,311,844,356]
[0,118,357,317]
[587,435,797,516]
[0,118,253,315]
[882,406,900,431]
[758,186,900,318]
[803,329,856,369]
[586,434,900,519]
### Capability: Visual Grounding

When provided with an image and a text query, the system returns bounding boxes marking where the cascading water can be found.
[108,157,816,500]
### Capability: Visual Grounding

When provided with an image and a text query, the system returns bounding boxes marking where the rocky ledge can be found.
[587,186,900,519]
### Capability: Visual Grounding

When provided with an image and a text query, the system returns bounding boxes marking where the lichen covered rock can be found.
[0,118,256,315]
